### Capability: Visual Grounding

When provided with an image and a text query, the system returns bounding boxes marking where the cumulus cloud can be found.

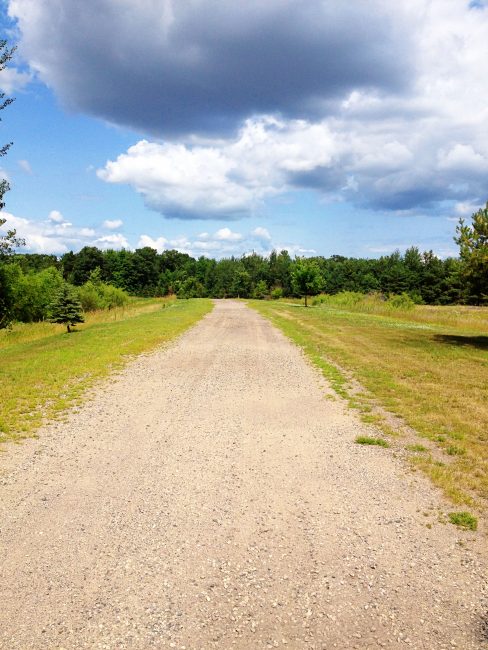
[136,225,310,259]
[0,65,32,94]
[102,219,123,230]
[1,209,312,258]
[0,210,128,254]
[98,105,488,218]
[8,0,412,136]
[93,233,129,249]
[8,0,488,217]
[138,235,168,253]
[252,227,272,241]
[98,117,336,219]
[48,210,67,224]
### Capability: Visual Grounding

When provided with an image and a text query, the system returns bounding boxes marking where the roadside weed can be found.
[448,512,478,531]
[355,436,389,447]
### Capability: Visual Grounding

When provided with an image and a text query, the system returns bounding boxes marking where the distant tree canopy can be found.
[6,243,469,309]
[3,197,488,323]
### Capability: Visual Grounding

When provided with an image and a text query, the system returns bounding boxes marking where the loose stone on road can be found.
[0,300,486,649]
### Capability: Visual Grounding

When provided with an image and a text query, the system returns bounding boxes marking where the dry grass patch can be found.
[250,298,488,510]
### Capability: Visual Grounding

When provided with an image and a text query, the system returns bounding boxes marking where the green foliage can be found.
[77,268,129,311]
[455,201,488,304]
[7,234,484,322]
[448,511,478,531]
[253,279,268,299]
[48,284,85,332]
[291,258,323,306]
[177,276,205,299]
[0,40,27,329]
[387,292,415,310]
[355,436,389,447]
[407,444,427,453]
[10,265,64,322]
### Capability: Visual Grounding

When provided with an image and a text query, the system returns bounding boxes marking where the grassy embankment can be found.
[0,297,212,444]
[250,295,488,512]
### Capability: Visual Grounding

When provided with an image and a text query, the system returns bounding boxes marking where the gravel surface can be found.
[1,300,487,649]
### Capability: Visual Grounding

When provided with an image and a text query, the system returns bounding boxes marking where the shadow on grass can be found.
[433,334,488,350]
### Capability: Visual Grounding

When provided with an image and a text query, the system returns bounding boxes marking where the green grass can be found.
[406,444,428,453]
[249,298,488,510]
[448,511,478,531]
[355,436,389,447]
[0,297,212,443]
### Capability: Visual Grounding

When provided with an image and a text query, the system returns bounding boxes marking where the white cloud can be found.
[98,117,336,219]
[438,144,488,173]
[0,66,32,94]
[0,210,127,254]
[252,227,272,241]
[94,233,129,250]
[1,211,70,254]
[137,234,168,253]
[1,209,314,259]
[103,219,123,229]
[214,227,242,241]
[136,226,313,259]
[453,200,482,216]
[48,210,65,223]
[80,227,96,237]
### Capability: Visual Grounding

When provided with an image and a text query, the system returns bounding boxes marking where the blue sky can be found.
[1,0,487,259]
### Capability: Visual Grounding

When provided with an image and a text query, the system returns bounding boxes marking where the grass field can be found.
[0,297,212,443]
[250,296,488,511]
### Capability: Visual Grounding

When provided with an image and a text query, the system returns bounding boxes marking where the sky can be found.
[0,0,487,260]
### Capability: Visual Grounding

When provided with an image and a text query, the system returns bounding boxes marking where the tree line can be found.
[1,205,488,327]
[2,246,453,300]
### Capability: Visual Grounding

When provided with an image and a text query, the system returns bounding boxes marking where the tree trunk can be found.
[67,323,71,333]
[304,294,308,307]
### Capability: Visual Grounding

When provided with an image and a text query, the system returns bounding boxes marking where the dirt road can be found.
[0,300,486,649]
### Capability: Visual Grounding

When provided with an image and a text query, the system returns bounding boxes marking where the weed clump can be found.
[355,436,389,448]
[448,511,478,531]
[407,444,427,452]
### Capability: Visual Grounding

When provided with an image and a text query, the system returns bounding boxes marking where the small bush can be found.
[78,279,129,311]
[387,292,415,310]
[355,436,389,447]
[448,511,478,531]
[446,445,466,456]
[271,287,283,300]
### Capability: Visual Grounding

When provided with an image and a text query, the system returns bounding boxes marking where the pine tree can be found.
[455,201,488,304]
[49,284,85,332]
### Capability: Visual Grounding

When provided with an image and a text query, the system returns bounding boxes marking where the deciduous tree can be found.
[291,258,323,307]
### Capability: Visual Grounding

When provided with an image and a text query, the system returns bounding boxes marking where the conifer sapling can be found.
[49,284,84,333]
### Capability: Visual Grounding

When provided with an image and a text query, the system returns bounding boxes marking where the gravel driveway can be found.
[0,300,486,649]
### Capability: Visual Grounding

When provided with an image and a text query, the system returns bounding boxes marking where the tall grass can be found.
[0,297,212,443]
[311,292,488,331]
[250,296,488,510]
